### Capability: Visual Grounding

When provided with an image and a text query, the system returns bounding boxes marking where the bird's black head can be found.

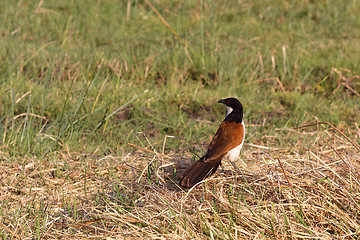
[218,97,243,111]
[218,97,243,121]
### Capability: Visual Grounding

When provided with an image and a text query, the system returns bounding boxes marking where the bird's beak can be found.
[218,99,225,104]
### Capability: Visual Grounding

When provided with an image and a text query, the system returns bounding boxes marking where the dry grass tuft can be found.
[1,124,360,239]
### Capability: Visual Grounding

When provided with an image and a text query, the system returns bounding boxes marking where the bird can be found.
[179,97,245,188]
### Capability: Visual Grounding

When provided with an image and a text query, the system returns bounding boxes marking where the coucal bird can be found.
[179,97,245,188]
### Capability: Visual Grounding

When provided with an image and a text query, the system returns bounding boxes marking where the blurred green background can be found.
[1,0,359,157]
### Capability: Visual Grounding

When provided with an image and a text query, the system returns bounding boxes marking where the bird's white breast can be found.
[225,120,245,161]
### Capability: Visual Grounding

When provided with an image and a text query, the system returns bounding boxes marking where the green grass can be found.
[0,0,359,239]
[1,0,359,156]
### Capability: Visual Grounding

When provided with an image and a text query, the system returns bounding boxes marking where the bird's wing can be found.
[203,121,245,162]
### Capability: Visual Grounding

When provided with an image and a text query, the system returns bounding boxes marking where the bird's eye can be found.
[227,100,230,104]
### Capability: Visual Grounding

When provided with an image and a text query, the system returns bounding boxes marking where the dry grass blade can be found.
[342,82,360,97]
[277,157,296,197]
[0,222,20,239]
[144,0,178,38]
[13,112,48,120]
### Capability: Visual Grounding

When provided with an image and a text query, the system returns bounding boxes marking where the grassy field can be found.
[1,0,360,239]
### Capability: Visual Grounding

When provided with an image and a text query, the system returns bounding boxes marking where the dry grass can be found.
[1,124,360,239]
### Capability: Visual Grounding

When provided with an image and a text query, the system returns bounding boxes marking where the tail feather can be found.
[179,158,221,188]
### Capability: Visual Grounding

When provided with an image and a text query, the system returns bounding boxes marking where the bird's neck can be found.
[225,106,233,116]
[224,109,243,123]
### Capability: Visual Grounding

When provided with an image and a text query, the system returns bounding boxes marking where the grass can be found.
[1,0,360,239]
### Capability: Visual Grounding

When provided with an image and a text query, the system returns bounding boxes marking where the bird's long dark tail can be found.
[179,158,221,188]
